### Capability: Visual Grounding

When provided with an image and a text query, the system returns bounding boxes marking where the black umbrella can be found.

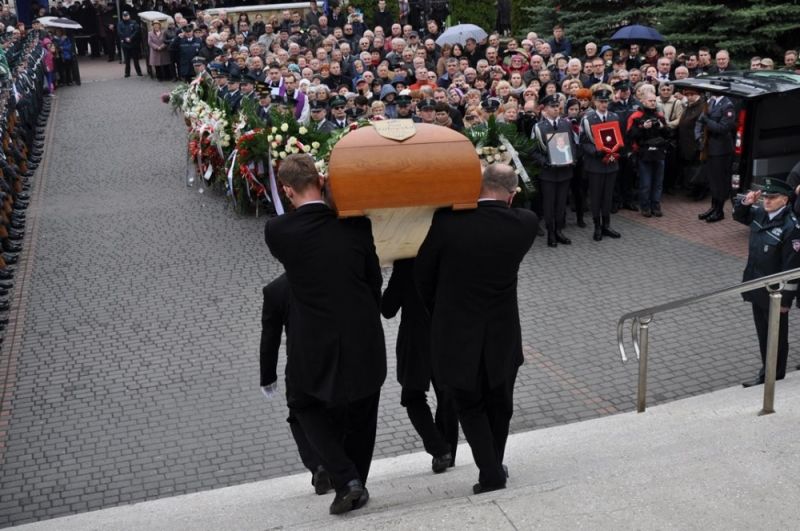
[609,24,665,45]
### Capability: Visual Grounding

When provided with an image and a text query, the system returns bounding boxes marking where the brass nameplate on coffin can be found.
[373,119,417,142]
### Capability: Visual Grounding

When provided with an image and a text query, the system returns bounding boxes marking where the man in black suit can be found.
[382,258,459,474]
[264,155,386,515]
[260,273,333,496]
[415,163,538,495]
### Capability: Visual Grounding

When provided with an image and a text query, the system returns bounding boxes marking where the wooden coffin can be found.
[328,121,482,265]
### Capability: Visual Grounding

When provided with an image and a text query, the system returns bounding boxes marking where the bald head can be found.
[481,163,518,198]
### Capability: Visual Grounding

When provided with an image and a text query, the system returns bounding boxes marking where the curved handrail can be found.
[617,267,800,363]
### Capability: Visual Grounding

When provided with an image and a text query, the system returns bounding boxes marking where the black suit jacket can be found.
[415,201,538,392]
[265,203,386,404]
[381,258,432,391]
[260,273,289,387]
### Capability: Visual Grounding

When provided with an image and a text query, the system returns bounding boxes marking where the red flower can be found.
[161,93,170,104]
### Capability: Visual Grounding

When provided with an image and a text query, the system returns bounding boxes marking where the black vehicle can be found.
[672,71,800,193]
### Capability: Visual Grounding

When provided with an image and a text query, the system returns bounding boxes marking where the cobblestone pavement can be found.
[1,62,798,527]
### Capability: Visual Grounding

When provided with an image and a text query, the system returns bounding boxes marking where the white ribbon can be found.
[500,134,533,193]
[226,149,237,207]
[268,154,285,216]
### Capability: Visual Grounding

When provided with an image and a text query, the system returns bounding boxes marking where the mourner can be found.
[415,163,538,495]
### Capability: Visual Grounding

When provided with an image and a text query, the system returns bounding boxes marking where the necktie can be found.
[600,114,605,123]
[551,120,557,129]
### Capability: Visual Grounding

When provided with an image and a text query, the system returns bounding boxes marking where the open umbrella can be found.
[42,18,83,30]
[435,24,488,47]
[609,24,665,45]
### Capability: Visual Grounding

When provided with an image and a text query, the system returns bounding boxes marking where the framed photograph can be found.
[546,131,574,167]
[591,120,624,153]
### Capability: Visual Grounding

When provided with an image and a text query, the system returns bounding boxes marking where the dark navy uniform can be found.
[580,107,622,240]
[531,106,576,247]
[733,179,800,385]
[608,95,638,210]
[698,95,736,222]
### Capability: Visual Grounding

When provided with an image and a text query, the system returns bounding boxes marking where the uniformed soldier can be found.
[417,99,436,124]
[224,72,243,113]
[532,94,577,248]
[580,86,622,241]
[255,82,272,122]
[239,73,258,106]
[328,96,349,129]
[697,92,736,223]
[733,178,800,387]
[309,100,336,132]
[395,93,421,122]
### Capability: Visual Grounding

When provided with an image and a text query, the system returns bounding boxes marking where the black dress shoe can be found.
[705,211,725,223]
[0,282,12,290]
[353,487,369,510]
[555,231,571,245]
[329,479,365,515]
[576,218,587,228]
[742,376,765,388]
[623,202,639,212]
[432,452,452,474]
[593,225,603,241]
[3,244,22,254]
[312,466,333,495]
[2,255,17,265]
[0,302,10,312]
[547,234,557,248]
[472,481,506,495]
[0,272,12,280]
[602,227,621,238]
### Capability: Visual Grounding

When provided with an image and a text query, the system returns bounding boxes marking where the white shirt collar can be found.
[768,206,786,220]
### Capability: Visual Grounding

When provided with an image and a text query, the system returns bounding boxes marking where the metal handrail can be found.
[618,266,800,414]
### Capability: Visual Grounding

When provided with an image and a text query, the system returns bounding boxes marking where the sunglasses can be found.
[332,106,345,111]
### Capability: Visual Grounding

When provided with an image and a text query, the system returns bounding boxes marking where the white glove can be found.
[261,381,278,400]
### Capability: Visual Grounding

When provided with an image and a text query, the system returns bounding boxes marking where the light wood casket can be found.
[328,121,482,265]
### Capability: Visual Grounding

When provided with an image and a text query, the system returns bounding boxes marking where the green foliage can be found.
[518,0,800,60]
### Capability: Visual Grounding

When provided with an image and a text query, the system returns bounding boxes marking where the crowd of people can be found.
[139,0,800,243]
[0,29,50,346]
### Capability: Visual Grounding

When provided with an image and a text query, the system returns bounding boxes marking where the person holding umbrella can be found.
[117,11,142,77]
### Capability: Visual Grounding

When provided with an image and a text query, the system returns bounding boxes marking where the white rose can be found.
[271,127,278,133]
[279,151,287,159]
[267,135,274,142]
[280,123,289,132]
[275,135,283,143]
[288,136,297,145]
[298,127,308,135]
[302,145,311,153]
[312,141,320,149]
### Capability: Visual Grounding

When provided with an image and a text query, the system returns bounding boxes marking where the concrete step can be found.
[16,374,800,530]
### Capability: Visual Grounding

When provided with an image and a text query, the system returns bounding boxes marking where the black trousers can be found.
[540,179,570,232]
[286,408,321,473]
[401,379,459,460]
[751,303,789,380]
[104,34,116,60]
[291,391,380,491]
[123,47,142,76]
[587,170,616,220]
[450,366,517,488]
[706,153,733,205]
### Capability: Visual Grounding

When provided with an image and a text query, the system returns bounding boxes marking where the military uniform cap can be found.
[228,72,242,82]
[329,96,347,108]
[612,80,630,91]
[192,56,206,65]
[241,72,257,84]
[540,94,560,107]
[396,94,412,105]
[480,97,501,111]
[419,99,436,110]
[310,100,328,111]
[762,178,793,196]
[593,88,612,101]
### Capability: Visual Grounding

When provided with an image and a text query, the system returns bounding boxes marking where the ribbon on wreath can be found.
[226,149,237,208]
[499,134,535,195]
[268,153,285,216]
